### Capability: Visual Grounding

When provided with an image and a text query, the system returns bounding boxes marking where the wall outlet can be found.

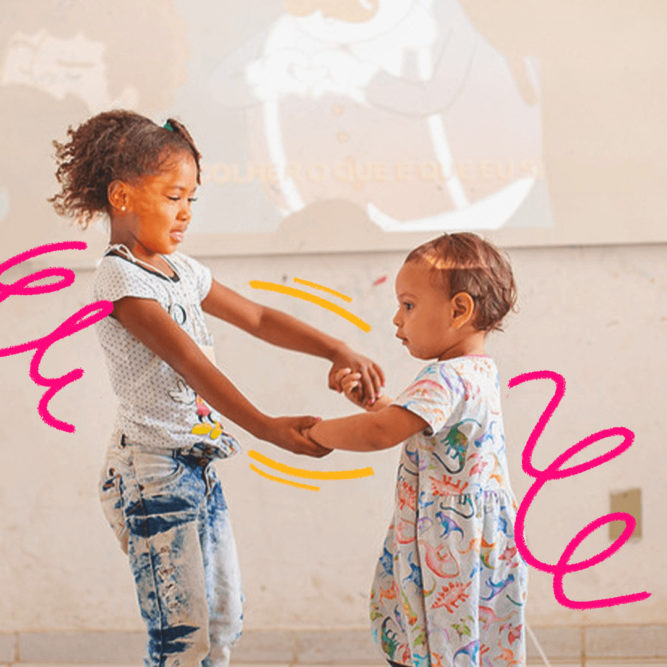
[609,488,641,540]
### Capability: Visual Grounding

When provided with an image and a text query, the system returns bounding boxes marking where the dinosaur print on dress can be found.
[369,357,527,665]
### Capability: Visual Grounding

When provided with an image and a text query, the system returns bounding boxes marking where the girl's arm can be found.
[306,405,427,452]
[202,279,385,402]
[113,296,328,457]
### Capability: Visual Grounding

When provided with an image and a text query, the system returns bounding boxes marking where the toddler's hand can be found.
[328,345,384,404]
[334,368,376,409]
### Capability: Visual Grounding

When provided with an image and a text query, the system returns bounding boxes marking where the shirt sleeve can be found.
[177,253,213,302]
[93,256,159,303]
[392,362,463,436]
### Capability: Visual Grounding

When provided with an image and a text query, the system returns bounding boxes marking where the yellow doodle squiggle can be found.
[293,277,352,302]
[247,276,375,490]
[248,449,374,480]
[249,281,370,332]
[249,464,320,491]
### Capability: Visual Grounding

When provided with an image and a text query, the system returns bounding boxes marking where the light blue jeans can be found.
[100,433,243,666]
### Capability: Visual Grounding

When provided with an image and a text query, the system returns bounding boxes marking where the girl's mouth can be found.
[170,231,184,242]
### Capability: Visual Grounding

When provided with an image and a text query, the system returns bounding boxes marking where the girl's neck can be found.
[107,240,176,279]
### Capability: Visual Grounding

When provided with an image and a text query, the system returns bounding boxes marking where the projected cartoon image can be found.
[207,0,545,233]
[0,0,188,254]
[1,31,138,114]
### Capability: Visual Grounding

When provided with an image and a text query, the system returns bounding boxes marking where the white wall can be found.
[1,0,665,640]
[0,242,664,632]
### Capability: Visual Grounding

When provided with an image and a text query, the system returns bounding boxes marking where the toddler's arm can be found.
[201,280,385,402]
[306,404,427,452]
[113,296,329,457]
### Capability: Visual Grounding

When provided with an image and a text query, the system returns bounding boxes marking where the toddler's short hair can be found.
[405,232,517,332]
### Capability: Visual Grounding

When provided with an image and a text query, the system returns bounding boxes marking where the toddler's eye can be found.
[404,302,414,311]
[188,197,198,203]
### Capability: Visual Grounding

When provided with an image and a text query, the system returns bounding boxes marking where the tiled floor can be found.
[3,662,667,667]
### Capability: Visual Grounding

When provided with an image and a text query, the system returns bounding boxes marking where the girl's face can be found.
[392,260,472,361]
[114,151,198,263]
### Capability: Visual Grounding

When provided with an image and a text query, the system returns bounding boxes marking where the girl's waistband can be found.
[114,432,226,465]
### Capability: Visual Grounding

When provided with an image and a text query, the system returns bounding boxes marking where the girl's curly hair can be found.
[49,110,201,228]
[405,232,518,332]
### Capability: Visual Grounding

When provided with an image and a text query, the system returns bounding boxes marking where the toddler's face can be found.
[392,260,459,361]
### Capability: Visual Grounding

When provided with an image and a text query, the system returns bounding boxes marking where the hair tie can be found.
[163,120,175,132]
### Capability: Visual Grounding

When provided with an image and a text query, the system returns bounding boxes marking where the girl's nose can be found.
[392,309,401,326]
[179,202,192,221]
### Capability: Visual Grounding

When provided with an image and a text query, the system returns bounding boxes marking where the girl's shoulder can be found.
[167,252,213,301]
[95,251,140,282]
[168,251,209,277]
[94,253,159,302]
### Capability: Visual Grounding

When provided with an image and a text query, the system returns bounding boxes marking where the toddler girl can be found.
[308,233,527,667]
[50,109,383,666]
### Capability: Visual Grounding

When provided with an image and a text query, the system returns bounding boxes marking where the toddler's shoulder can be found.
[413,359,467,389]
[444,355,499,382]
[407,356,499,403]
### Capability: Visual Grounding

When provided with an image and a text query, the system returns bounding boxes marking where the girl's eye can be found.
[167,196,198,203]
[404,302,413,311]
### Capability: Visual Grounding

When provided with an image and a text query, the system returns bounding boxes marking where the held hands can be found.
[261,345,384,455]
[264,415,331,458]
[334,367,381,410]
[328,344,384,404]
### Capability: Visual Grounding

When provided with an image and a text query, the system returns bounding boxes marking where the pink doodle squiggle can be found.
[509,369,651,609]
[0,242,113,433]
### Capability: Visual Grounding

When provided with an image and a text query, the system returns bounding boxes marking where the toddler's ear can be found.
[451,291,475,328]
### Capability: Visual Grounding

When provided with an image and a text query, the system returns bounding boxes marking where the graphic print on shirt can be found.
[168,379,237,454]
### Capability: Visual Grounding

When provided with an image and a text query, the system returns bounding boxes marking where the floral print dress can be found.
[370,356,527,667]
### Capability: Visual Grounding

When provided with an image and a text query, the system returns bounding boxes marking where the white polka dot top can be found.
[93,250,240,457]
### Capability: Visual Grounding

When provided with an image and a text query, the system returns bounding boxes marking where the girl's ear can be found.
[451,291,475,328]
[108,180,129,213]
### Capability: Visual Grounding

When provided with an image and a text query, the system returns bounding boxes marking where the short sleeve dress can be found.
[370,355,527,667]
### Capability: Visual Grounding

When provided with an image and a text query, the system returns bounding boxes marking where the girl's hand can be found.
[328,344,385,404]
[264,415,331,458]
